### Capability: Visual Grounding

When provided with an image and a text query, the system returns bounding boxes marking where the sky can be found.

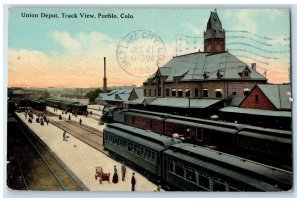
[8,7,291,88]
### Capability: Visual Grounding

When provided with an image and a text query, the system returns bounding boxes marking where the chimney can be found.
[103,57,107,93]
[251,63,256,70]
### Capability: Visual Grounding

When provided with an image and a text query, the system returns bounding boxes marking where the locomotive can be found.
[103,123,292,191]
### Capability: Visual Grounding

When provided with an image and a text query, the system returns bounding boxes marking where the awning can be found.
[172,89,176,91]
[244,88,250,92]
[203,88,208,91]
[185,89,190,92]
[178,89,182,91]
[215,89,222,92]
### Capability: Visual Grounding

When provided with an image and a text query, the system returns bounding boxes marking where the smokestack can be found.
[103,57,107,93]
[251,63,256,70]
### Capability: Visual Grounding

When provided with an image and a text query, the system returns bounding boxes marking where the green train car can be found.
[103,123,292,191]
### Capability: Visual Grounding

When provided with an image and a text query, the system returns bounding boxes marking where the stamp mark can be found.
[116,30,166,78]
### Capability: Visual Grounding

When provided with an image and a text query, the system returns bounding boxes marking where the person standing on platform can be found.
[112,165,119,183]
[69,114,71,120]
[63,131,66,141]
[131,172,136,191]
[47,119,49,125]
[79,118,82,125]
[121,163,126,181]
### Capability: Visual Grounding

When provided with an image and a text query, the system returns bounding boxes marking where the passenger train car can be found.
[19,99,47,111]
[103,123,292,191]
[45,98,87,115]
[102,108,292,170]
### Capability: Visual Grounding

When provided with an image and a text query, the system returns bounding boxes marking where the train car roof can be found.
[104,123,181,150]
[239,125,291,139]
[164,143,292,190]
[126,109,170,117]
[166,118,239,134]
[123,111,166,120]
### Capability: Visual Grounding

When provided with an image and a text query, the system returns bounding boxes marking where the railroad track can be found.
[12,115,88,191]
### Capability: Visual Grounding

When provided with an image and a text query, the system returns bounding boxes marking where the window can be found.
[185,89,190,97]
[168,160,174,172]
[140,146,145,157]
[178,89,183,97]
[145,148,152,161]
[232,88,236,95]
[185,167,197,183]
[154,89,157,96]
[244,88,250,96]
[158,88,161,96]
[228,184,242,192]
[152,152,157,163]
[134,145,140,155]
[128,143,133,152]
[166,89,170,97]
[255,95,259,102]
[203,89,208,97]
[195,88,199,97]
[198,171,210,190]
[215,89,222,98]
[144,89,146,96]
[174,163,184,177]
[244,71,249,77]
[149,89,152,96]
[172,89,176,97]
[212,177,226,191]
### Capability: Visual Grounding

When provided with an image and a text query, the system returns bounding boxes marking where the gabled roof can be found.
[257,84,291,110]
[146,51,266,83]
[96,88,133,102]
[230,96,246,107]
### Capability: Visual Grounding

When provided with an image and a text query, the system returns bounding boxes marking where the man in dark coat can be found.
[131,172,136,191]
[121,163,126,181]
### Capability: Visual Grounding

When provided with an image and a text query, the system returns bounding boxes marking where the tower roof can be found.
[204,9,225,40]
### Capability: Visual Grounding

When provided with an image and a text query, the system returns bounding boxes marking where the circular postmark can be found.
[116,30,166,78]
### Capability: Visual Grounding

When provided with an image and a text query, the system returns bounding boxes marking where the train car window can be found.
[198,171,210,190]
[185,167,197,183]
[140,146,145,157]
[228,184,242,192]
[212,177,226,191]
[128,143,133,152]
[104,133,108,140]
[152,152,157,163]
[144,148,152,161]
[122,140,128,149]
[168,160,174,172]
[134,145,140,155]
[174,163,184,177]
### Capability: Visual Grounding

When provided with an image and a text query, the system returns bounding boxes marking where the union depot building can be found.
[143,10,267,100]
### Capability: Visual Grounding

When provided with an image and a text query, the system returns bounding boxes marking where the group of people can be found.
[111,163,136,191]
[25,110,49,125]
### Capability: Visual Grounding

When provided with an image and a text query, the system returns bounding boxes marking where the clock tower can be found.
[204,9,225,53]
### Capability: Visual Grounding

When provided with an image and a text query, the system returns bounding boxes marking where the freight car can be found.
[110,109,292,170]
[103,123,292,191]
[45,98,87,115]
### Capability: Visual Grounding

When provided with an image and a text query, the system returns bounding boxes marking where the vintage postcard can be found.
[6,7,293,193]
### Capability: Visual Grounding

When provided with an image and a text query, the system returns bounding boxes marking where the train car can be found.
[45,98,87,115]
[19,99,46,111]
[236,126,292,171]
[162,143,292,191]
[103,123,181,179]
[124,110,166,134]
[70,103,88,115]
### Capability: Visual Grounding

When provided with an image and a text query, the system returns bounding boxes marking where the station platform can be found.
[15,111,159,191]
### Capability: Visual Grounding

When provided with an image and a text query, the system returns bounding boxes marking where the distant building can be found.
[220,84,292,129]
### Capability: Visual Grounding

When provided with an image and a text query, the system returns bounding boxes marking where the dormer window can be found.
[244,71,249,77]
[203,72,209,79]
[217,70,223,79]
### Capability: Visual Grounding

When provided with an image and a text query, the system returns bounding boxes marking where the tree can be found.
[86,88,103,102]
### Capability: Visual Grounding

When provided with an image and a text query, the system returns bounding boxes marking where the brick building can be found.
[220,84,292,129]
[143,10,267,102]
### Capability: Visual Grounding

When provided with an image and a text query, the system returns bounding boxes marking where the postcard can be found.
[6,7,293,193]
